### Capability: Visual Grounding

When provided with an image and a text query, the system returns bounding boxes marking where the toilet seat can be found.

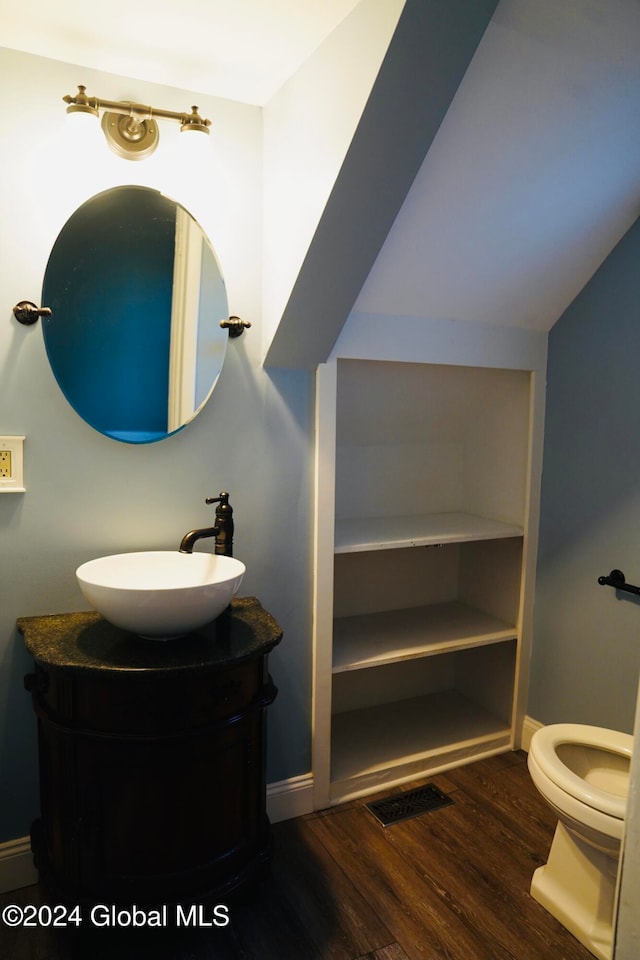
[530,723,631,820]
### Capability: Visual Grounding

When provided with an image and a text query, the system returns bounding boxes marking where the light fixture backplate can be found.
[101,112,159,160]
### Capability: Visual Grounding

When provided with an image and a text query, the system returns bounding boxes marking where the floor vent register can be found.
[366,783,454,826]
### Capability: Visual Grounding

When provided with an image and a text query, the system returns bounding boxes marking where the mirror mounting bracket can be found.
[13,301,52,325]
[220,316,251,338]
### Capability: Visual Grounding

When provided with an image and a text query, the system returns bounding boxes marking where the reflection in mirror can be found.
[42,186,228,443]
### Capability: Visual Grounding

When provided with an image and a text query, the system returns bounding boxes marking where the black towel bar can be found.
[597,569,640,597]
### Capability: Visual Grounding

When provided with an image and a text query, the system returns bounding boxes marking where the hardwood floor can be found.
[0,752,594,960]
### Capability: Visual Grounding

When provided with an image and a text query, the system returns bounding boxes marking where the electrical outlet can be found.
[0,437,25,493]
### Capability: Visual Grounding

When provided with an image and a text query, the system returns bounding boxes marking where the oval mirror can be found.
[41,185,228,443]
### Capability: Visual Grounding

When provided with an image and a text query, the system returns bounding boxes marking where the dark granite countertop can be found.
[17,597,283,675]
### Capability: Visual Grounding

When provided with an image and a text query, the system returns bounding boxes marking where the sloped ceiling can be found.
[354,0,640,334]
[267,0,640,367]
[264,0,500,367]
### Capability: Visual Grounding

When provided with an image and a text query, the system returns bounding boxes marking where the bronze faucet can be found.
[179,492,234,556]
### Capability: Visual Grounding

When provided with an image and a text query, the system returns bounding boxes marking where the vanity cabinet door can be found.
[29,658,276,904]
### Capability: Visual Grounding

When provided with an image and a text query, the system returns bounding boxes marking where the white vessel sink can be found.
[76,551,246,639]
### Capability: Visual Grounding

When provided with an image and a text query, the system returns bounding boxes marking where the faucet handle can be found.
[205,491,229,506]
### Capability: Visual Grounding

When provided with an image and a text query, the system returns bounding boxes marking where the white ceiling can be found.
[0,0,362,105]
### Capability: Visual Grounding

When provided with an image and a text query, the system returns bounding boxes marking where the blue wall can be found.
[0,49,313,845]
[529,217,640,732]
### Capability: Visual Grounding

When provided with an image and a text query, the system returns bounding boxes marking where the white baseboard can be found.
[0,774,314,896]
[266,772,314,823]
[0,837,38,895]
[520,715,544,752]
[7,739,552,894]
[3,736,549,895]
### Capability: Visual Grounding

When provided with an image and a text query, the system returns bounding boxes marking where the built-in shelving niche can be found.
[315,357,533,807]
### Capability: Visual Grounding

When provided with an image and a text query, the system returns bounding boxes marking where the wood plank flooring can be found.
[0,752,594,960]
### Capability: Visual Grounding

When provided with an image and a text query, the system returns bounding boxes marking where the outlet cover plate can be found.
[0,436,26,493]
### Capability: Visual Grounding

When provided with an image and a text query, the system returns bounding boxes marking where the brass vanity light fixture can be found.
[63,85,211,160]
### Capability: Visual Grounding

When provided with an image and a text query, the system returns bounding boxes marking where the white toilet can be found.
[527,723,632,960]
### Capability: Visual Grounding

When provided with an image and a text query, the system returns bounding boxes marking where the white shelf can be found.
[331,689,511,790]
[332,602,516,674]
[334,512,523,554]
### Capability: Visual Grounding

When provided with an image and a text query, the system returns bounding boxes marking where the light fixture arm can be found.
[63,86,211,132]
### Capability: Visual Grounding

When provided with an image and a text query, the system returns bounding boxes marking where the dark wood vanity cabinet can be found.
[18,598,282,906]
